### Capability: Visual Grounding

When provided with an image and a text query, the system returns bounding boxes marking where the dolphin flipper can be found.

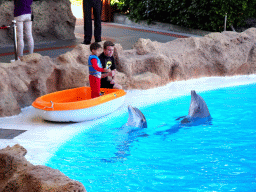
[175,116,186,121]
[180,117,191,124]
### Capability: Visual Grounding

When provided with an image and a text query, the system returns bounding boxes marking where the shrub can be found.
[115,0,256,32]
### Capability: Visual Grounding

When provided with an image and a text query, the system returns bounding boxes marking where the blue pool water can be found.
[46,83,256,191]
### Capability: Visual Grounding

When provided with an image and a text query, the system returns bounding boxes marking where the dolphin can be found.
[101,106,148,163]
[180,90,211,123]
[155,90,211,137]
[125,105,147,128]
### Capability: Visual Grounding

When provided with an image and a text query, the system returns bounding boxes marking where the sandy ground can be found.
[0,75,256,165]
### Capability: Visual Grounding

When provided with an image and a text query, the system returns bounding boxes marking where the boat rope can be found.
[43,101,54,110]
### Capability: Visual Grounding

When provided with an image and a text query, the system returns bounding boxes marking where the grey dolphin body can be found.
[126,105,147,128]
[155,90,211,137]
[181,90,211,123]
[101,105,148,163]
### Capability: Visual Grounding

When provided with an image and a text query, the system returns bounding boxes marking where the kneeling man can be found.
[99,41,122,89]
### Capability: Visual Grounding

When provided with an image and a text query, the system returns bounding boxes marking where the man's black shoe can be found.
[95,39,101,43]
[82,41,91,45]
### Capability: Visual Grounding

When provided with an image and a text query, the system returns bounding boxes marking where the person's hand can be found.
[111,70,115,77]
[101,73,107,78]
[106,72,112,76]
[103,68,111,73]
[101,71,112,78]
[110,79,115,84]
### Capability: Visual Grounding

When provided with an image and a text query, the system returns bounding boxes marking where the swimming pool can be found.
[46,83,256,191]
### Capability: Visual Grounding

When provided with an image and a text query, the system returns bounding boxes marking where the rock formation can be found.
[0,144,86,192]
[119,29,256,80]
[0,0,76,45]
[1,29,256,117]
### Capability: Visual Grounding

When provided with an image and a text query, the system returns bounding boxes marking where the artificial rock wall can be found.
[0,144,86,192]
[1,29,256,117]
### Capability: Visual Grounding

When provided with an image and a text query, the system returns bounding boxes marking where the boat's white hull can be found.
[34,96,125,122]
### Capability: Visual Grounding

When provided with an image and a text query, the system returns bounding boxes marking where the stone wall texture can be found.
[0,144,86,192]
[0,29,256,117]
[0,0,76,45]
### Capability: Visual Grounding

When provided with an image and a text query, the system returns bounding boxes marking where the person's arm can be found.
[110,57,116,69]
[91,58,107,72]
[101,73,108,78]
[109,57,117,81]
[111,69,117,81]
[101,71,113,78]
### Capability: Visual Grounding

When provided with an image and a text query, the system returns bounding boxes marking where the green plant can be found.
[116,0,256,32]
[69,0,82,6]
[111,0,129,13]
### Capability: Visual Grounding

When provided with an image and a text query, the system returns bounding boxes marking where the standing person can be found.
[14,0,34,58]
[82,0,102,45]
[88,42,110,98]
[99,41,122,89]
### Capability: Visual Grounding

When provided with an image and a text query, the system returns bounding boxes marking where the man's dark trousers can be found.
[83,0,102,44]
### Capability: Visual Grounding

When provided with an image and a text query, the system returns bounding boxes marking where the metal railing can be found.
[0,20,18,61]
[224,13,236,32]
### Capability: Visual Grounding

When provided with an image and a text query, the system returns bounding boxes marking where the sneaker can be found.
[10,57,20,62]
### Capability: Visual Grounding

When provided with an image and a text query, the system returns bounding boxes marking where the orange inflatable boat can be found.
[32,87,126,122]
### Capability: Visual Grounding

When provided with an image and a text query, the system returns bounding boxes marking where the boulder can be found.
[55,44,92,90]
[117,28,256,81]
[0,1,13,45]
[0,0,76,46]
[0,66,21,116]
[32,0,76,41]
[133,38,158,55]
[0,47,92,117]
[0,53,57,110]
[0,144,86,192]
[114,70,130,89]
[130,72,164,89]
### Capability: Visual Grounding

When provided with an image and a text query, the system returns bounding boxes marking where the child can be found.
[88,42,110,98]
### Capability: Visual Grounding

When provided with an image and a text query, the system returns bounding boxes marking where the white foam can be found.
[0,75,256,165]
